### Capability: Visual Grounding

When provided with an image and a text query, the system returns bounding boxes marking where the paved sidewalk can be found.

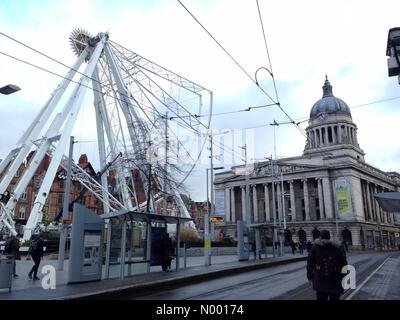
[0,253,307,300]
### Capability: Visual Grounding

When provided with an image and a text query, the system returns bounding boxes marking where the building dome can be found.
[309,76,351,120]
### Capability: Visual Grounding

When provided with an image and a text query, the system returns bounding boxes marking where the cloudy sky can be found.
[1,0,400,201]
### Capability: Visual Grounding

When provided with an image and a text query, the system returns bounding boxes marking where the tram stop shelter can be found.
[247,222,278,258]
[100,210,194,280]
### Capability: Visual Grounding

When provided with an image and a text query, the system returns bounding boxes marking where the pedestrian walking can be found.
[298,241,304,254]
[290,241,296,255]
[251,241,257,260]
[28,233,44,280]
[306,230,348,301]
[4,233,21,277]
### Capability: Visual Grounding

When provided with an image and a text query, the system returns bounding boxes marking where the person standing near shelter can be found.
[28,233,44,280]
[4,233,21,277]
[306,230,348,301]
[161,233,173,272]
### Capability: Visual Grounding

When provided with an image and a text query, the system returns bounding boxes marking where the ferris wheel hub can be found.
[69,28,94,57]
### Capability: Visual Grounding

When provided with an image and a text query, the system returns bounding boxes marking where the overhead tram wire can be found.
[0,47,204,143]
[0,48,214,184]
[176,0,308,140]
[0,31,209,133]
[256,0,279,103]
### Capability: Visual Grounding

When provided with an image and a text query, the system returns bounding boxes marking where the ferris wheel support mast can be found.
[22,33,108,241]
[103,43,154,211]
[0,46,90,194]
[92,67,134,211]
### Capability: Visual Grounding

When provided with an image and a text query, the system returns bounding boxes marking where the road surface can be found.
[129,251,399,300]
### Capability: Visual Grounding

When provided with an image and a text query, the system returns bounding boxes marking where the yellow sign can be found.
[204,239,210,249]
[335,179,350,216]
[209,216,224,223]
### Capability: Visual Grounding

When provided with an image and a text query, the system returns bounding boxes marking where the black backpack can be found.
[28,240,38,255]
[315,246,340,279]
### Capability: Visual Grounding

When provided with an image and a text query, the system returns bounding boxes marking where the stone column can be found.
[324,126,329,145]
[252,185,258,223]
[230,187,236,223]
[225,188,231,223]
[322,177,333,219]
[332,126,337,144]
[277,183,283,223]
[317,178,325,219]
[302,179,310,221]
[365,182,373,221]
[264,184,271,222]
[241,186,246,222]
[338,125,342,143]
[289,180,296,221]
[374,185,381,224]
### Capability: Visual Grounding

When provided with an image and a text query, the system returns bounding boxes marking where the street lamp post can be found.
[57,136,75,271]
[204,130,228,266]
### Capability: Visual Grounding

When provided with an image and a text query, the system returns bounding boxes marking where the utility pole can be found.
[240,144,251,225]
[210,135,215,241]
[270,156,277,257]
[163,112,168,216]
[281,171,287,256]
[57,136,74,271]
[146,140,152,213]
[204,134,213,266]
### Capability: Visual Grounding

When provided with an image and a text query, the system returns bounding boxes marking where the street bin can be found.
[0,257,13,292]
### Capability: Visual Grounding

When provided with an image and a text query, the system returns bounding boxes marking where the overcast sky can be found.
[1,0,400,201]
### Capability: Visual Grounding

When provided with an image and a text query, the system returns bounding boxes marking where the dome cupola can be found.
[309,76,352,120]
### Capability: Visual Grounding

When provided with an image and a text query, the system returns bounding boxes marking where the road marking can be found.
[345,256,392,300]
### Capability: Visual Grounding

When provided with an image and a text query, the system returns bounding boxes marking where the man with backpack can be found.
[4,234,21,278]
[28,233,44,280]
[306,230,348,301]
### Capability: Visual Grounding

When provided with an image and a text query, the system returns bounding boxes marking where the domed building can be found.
[214,77,400,250]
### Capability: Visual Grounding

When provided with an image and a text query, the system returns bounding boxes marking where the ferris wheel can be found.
[0,29,212,240]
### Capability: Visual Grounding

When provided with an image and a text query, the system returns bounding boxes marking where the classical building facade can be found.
[215,78,400,249]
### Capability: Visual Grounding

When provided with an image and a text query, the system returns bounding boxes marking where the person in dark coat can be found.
[306,230,348,301]
[28,233,45,280]
[6,234,21,277]
[161,233,173,272]
[290,241,296,255]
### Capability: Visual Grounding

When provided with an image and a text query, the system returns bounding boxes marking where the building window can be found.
[19,206,26,219]
[328,126,333,143]
[59,180,65,189]
[58,193,64,204]
[21,189,27,200]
